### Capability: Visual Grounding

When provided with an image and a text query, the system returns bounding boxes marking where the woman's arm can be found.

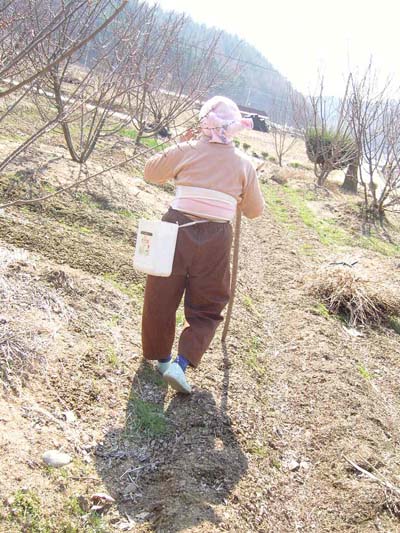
[144,143,188,185]
[240,165,265,219]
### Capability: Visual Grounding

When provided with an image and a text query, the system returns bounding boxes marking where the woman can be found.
[142,96,264,394]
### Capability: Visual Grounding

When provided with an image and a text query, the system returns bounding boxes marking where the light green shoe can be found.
[156,360,172,375]
[162,363,192,394]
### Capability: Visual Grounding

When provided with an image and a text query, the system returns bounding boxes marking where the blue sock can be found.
[158,355,172,363]
[175,354,189,372]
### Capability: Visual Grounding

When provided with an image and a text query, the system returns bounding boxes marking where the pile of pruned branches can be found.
[309,267,400,327]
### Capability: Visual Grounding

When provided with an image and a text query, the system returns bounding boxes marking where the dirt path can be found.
[93,188,400,532]
[224,192,400,532]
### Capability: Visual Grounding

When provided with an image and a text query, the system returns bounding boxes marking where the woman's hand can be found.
[179,127,198,142]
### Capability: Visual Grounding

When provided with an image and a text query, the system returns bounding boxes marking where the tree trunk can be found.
[135,127,144,146]
[317,169,329,186]
[342,160,358,193]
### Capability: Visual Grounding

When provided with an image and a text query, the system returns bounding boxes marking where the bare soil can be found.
[1,122,400,532]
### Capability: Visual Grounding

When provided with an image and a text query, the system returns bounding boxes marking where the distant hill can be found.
[208,31,293,115]
[180,19,298,120]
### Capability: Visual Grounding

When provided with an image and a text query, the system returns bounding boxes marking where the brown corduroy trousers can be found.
[142,208,232,367]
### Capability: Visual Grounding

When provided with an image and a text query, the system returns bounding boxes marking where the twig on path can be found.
[329,261,358,268]
[344,455,400,496]
[70,476,100,482]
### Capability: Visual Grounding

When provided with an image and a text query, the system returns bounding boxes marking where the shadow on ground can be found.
[95,359,247,531]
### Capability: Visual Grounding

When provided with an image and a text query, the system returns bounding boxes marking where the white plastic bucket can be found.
[133,219,179,277]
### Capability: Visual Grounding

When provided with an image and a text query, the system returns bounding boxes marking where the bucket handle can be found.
[177,220,210,229]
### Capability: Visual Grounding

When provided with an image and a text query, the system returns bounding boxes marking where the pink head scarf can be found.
[199,96,253,144]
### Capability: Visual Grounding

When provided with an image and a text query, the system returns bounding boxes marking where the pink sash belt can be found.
[171,186,237,222]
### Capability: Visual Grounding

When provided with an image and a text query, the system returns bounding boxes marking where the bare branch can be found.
[0,0,128,98]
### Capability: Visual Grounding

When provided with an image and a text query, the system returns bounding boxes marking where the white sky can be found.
[153,0,400,96]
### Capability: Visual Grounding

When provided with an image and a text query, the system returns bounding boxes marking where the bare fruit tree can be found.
[0,0,128,174]
[0,0,128,99]
[347,68,400,228]
[301,77,357,187]
[269,86,298,166]
[24,2,225,163]
[0,1,234,209]
[126,10,225,147]
[0,0,227,208]
[26,1,152,164]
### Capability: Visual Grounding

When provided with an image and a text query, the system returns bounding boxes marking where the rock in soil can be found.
[42,450,72,467]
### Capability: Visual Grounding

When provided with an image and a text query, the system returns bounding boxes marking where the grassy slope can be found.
[1,118,400,532]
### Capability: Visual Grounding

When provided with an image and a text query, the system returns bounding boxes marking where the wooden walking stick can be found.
[221,162,264,342]
[221,208,242,342]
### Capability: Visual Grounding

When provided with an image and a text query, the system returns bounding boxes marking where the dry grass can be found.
[0,323,38,390]
[0,247,73,390]
[308,266,400,326]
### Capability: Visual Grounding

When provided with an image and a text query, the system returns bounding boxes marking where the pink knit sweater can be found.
[144,136,264,219]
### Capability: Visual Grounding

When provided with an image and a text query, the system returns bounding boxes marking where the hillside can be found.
[1,98,400,532]
[130,0,294,116]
